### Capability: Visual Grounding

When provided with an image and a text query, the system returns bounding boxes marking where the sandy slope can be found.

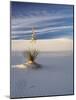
[11,38,73,98]
[11,52,73,98]
[11,38,73,52]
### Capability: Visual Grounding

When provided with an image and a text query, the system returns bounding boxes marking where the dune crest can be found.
[11,38,73,52]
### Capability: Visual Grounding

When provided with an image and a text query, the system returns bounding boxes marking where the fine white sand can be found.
[11,52,73,98]
[11,38,73,98]
[11,38,73,52]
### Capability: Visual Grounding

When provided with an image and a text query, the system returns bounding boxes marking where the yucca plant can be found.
[23,48,39,64]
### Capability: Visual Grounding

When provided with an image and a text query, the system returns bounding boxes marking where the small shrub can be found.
[23,49,39,63]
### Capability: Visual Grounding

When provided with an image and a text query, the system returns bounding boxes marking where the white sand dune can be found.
[11,52,73,98]
[11,38,73,98]
[11,38,73,52]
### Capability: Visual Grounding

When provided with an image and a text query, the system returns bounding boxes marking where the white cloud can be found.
[12,25,72,35]
[11,13,72,29]
[11,11,73,39]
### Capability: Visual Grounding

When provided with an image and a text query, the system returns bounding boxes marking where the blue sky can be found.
[11,2,73,40]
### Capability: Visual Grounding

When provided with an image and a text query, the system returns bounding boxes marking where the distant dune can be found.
[11,38,73,52]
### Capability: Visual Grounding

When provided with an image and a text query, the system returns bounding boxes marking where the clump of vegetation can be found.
[23,49,39,63]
